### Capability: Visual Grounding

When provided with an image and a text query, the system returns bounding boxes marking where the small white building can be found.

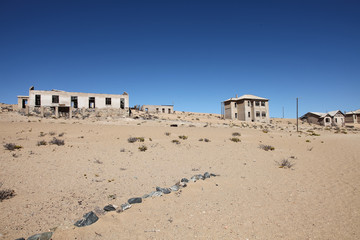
[17,86,129,116]
[141,105,174,114]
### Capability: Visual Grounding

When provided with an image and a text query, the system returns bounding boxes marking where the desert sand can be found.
[1,106,360,239]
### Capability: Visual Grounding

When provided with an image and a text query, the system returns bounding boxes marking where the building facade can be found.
[222,94,270,122]
[300,110,345,126]
[141,105,174,114]
[345,109,360,124]
[17,86,129,115]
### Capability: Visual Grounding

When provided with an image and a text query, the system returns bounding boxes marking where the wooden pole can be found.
[296,98,298,132]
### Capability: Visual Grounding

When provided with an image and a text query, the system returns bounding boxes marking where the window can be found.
[248,101,250,107]
[235,113,237,118]
[156,108,159,112]
[52,95,59,103]
[262,112,266,117]
[248,112,250,117]
[168,109,171,114]
[261,101,265,107]
[255,101,260,106]
[105,98,111,105]
[335,118,337,123]
[325,118,330,123]
[89,97,95,108]
[162,108,165,113]
[71,96,78,108]
[120,98,125,109]
[234,103,237,107]
[256,111,260,117]
[35,95,41,106]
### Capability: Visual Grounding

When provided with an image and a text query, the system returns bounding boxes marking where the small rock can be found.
[142,193,150,199]
[210,173,217,177]
[128,197,142,204]
[103,204,116,211]
[191,174,204,182]
[204,172,210,179]
[148,191,163,197]
[119,203,132,212]
[156,187,171,194]
[170,185,180,191]
[27,232,53,240]
[181,178,189,183]
[74,211,99,227]
[170,124,178,127]
[93,206,106,216]
[15,238,25,240]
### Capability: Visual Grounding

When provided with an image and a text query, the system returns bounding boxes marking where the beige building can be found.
[221,94,270,122]
[300,110,345,126]
[17,86,129,116]
[345,109,360,124]
[141,105,174,114]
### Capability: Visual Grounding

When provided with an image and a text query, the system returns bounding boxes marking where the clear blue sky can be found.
[1,0,359,118]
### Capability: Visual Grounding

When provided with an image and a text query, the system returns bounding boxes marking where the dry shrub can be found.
[3,143,22,151]
[49,138,64,146]
[232,132,241,136]
[138,145,147,152]
[276,159,295,169]
[259,144,275,151]
[230,137,241,142]
[37,140,47,146]
[0,189,15,201]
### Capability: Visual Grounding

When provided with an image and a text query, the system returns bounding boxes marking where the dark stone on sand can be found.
[210,173,217,177]
[15,238,25,240]
[204,172,210,179]
[27,232,53,240]
[170,124,178,127]
[74,211,99,227]
[104,204,116,211]
[181,178,189,183]
[156,186,171,194]
[128,197,142,204]
[170,185,180,191]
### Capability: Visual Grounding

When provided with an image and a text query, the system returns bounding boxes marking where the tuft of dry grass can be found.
[172,139,180,144]
[232,132,241,136]
[165,132,171,136]
[179,135,188,140]
[0,189,16,201]
[49,138,65,146]
[276,159,295,169]
[230,137,241,142]
[37,140,47,146]
[138,145,147,152]
[3,143,22,151]
[259,144,275,151]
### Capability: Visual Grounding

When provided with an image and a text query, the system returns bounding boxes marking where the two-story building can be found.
[222,94,270,123]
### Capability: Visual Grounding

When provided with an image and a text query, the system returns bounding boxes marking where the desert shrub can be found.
[306,140,310,143]
[230,137,241,142]
[172,139,180,144]
[138,145,147,152]
[232,132,241,136]
[262,129,269,133]
[204,138,211,142]
[49,138,65,146]
[37,140,47,146]
[39,132,46,137]
[3,143,22,151]
[276,159,295,169]
[58,132,65,137]
[127,137,138,143]
[49,131,56,136]
[137,137,145,142]
[179,135,188,140]
[259,144,275,151]
[120,148,126,152]
[199,138,204,141]
[165,132,171,136]
[0,189,15,201]
[309,132,320,136]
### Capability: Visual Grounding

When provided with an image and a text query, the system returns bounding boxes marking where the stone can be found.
[190,174,204,182]
[93,206,106,216]
[15,238,25,240]
[74,211,99,227]
[204,172,210,179]
[210,173,217,177]
[27,232,53,240]
[120,203,132,211]
[156,187,171,194]
[170,124,178,127]
[148,191,163,197]
[128,197,142,204]
[103,204,116,211]
[181,178,189,183]
[170,185,180,191]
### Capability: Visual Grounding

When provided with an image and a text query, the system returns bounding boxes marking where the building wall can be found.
[28,90,129,109]
[141,105,174,114]
[332,113,345,126]
[224,99,269,122]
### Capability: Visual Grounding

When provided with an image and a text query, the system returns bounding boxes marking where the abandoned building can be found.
[300,110,345,127]
[221,94,270,123]
[141,105,174,114]
[17,86,129,117]
[345,109,360,124]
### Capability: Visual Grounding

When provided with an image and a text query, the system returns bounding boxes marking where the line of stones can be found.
[16,172,217,240]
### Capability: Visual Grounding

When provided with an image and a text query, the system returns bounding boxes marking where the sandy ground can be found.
[0,108,360,239]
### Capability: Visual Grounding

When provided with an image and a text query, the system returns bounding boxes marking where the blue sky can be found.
[1,0,359,118]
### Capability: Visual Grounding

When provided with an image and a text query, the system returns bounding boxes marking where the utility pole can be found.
[282,106,284,119]
[296,98,299,132]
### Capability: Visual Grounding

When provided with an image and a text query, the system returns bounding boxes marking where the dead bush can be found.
[37,140,47,146]
[49,138,64,146]
[232,132,241,136]
[259,144,275,151]
[3,143,22,151]
[230,137,241,142]
[138,145,147,152]
[0,189,16,201]
[276,159,295,169]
